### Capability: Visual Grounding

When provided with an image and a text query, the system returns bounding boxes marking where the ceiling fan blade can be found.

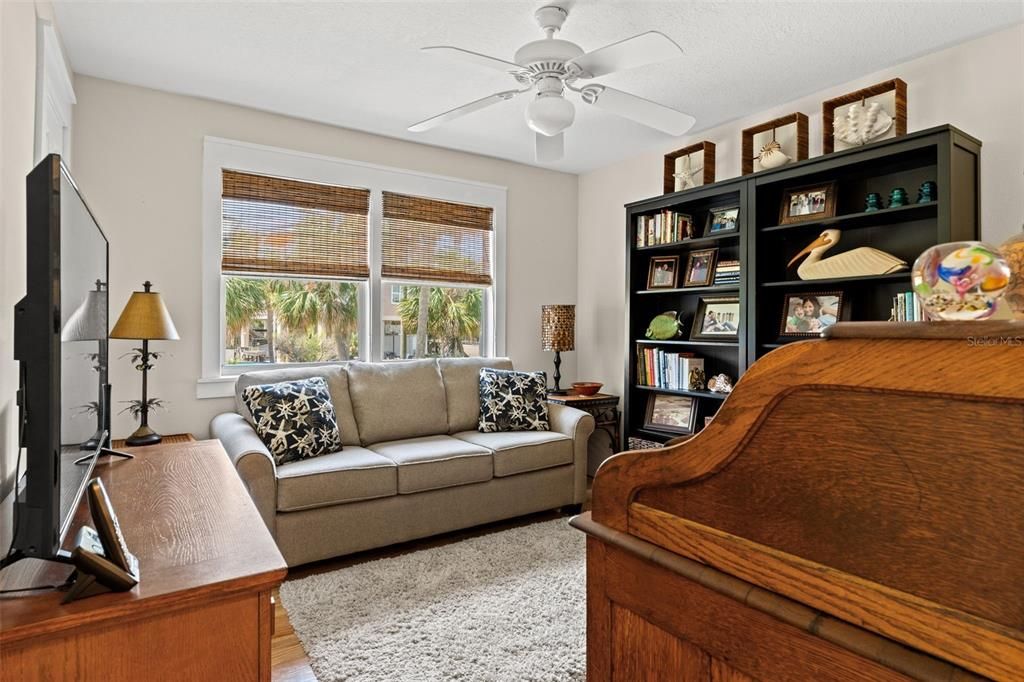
[408,90,522,133]
[535,132,564,163]
[567,31,683,79]
[580,85,695,136]
[422,46,523,74]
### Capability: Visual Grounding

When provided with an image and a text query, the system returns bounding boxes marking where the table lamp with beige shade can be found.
[541,304,574,395]
[110,281,179,446]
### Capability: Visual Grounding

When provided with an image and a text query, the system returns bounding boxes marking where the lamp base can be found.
[125,425,162,447]
[547,388,571,396]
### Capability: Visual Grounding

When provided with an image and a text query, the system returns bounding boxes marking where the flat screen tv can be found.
[5,154,110,563]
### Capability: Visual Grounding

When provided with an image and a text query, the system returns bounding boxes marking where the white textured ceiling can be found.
[53,1,1022,173]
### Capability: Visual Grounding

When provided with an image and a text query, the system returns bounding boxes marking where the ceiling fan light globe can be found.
[526,95,575,136]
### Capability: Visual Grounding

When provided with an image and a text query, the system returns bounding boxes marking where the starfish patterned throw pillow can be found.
[242,377,341,465]
[478,368,550,432]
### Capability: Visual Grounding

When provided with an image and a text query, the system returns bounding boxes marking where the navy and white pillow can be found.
[478,368,550,433]
[242,377,341,465]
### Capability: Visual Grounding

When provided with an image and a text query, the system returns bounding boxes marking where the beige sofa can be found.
[211,357,594,566]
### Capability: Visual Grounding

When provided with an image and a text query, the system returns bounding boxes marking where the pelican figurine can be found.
[787,228,908,280]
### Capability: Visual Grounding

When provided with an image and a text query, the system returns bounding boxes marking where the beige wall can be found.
[71,76,579,440]
[0,2,41,499]
[576,24,1024,399]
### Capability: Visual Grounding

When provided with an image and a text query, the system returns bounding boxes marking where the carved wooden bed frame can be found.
[572,321,1024,681]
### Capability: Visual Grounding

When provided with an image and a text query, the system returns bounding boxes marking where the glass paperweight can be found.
[911,242,1011,320]
[1001,228,1024,319]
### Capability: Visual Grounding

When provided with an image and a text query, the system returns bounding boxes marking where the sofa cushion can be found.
[276,447,397,512]
[241,377,342,465]
[369,435,492,494]
[454,430,573,477]
[438,357,514,433]
[235,364,360,447]
[347,359,449,445]
[478,368,550,432]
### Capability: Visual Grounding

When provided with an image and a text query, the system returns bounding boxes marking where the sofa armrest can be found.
[547,402,595,504]
[210,412,277,536]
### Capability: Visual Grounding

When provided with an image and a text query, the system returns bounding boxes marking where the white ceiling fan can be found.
[408,5,696,163]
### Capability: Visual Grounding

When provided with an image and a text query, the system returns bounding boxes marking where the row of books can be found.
[636,348,705,391]
[713,260,740,286]
[635,210,693,247]
[890,291,924,322]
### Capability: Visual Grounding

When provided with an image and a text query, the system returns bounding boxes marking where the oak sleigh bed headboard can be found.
[572,321,1024,681]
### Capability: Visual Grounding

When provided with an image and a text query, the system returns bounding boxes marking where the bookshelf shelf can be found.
[625,125,980,450]
[634,385,729,401]
[636,285,740,295]
[760,272,911,288]
[636,232,740,251]
[760,202,937,233]
[634,339,738,348]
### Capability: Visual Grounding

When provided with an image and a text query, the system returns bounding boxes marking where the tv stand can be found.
[0,439,287,680]
[73,447,134,466]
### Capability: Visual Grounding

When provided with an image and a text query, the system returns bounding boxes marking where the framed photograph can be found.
[683,249,717,287]
[779,182,837,225]
[705,206,739,236]
[780,291,844,336]
[646,255,679,289]
[644,393,697,435]
[691,296,740,340]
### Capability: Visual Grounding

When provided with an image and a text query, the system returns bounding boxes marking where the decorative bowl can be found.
[571,382,603,396]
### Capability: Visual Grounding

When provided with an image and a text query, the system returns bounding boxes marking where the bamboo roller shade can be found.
[221,169,370,279]
[382,191,493,286]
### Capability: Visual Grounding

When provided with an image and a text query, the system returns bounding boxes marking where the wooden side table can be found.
[547,393,620,476]
[111,433,195,449]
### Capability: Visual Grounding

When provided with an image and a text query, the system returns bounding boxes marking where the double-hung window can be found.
[379,192,493,360]
[220,170,369,368]
[200,138,506,396]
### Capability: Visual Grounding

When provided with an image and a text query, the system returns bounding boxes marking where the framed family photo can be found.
[780,291,844,336]
[683,248,717,287]
[691,296,740,341]
[779,181,836,225]
[705,206,739,236]
[643,393,697,435]
[646,255,679,289]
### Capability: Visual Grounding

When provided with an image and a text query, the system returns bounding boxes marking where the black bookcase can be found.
[624,124,981,448]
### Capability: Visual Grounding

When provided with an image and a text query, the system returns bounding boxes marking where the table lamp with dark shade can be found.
[541,304,575,395]
[111,281,179,446]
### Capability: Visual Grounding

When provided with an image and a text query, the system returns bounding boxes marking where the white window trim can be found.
[199,137,507,399]
[34,19,75,163]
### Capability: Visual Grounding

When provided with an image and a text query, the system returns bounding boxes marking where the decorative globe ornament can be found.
[1000,228,1024,319]
[911,242,1012,320]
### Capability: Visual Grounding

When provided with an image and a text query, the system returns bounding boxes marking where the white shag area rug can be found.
[279,518,586,682]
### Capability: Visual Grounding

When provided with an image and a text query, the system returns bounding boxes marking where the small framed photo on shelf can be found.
[779,181,837,225]
[644,393,697,435]
[646,255,680,289]
[691,296,740,341]
[705,206,739,236]
[683,249,718,287]
[780,291,844,336]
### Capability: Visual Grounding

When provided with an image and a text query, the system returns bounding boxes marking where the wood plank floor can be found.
[269,504,587,681]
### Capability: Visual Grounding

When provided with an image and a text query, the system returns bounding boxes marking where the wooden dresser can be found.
[573,321,1024,681]
[0,439,287,681]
